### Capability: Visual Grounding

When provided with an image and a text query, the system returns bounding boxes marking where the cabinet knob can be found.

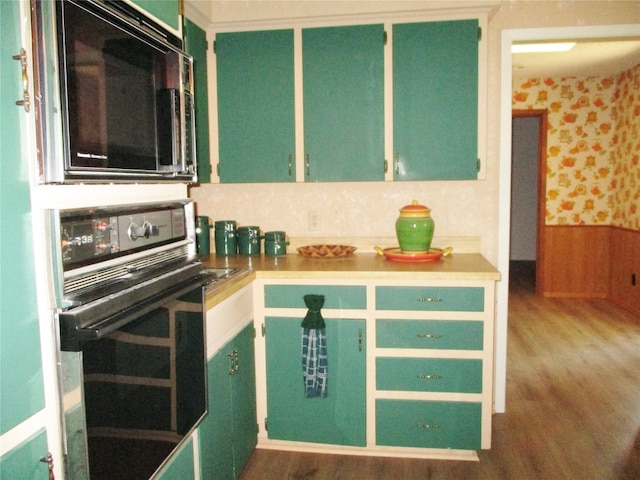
[305,154,310,176]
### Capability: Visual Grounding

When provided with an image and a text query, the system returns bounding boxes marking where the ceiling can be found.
[512,38,640,78]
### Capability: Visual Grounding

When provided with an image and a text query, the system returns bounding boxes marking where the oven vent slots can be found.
[64,246,189,295]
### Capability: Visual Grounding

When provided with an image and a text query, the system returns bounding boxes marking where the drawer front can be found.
[264,285,366,309]
[376,319,483,350]
[376,358,482,393]
[376,286,484,312]
[376,399,481,450]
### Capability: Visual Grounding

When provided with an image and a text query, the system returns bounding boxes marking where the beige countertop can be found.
[203,251,500,282]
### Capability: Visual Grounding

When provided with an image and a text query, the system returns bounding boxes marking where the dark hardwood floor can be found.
[238,262,640,479]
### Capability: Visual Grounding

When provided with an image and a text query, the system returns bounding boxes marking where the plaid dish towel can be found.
[301,294,327,398]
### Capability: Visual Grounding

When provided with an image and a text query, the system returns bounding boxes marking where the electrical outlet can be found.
[308,211,320,231]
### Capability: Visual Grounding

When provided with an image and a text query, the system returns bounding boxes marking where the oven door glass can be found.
[63,285,206,480]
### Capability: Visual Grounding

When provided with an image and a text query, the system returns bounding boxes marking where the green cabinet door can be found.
[184,19,211,183]
[156,438,195,480]
[1,0,45,435]
[376,399,481,450]
[265,317,366,446]
[130,0,180,31]
[393,20,479,180]
[230,324,257,477]
[199,323,257,480]
[216,30,296,183]
[0,429,49,479]
[302,24,384,182]
[200,343,235,480]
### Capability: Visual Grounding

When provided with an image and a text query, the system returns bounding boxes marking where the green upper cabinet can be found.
[129,0,180,32]
[302,24,384,182]
[213,17,483,183]
[216,30,296,183]
[184,18,211,183]
[393,19,479,180]
[1,0,45,436]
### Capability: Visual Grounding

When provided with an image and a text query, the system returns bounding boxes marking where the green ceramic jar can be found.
[395,200,435,253]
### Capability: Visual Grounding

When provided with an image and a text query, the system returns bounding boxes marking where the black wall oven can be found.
[32,0,196,183]
[49,200,209,479]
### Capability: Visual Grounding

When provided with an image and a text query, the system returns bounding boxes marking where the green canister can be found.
[214,220,237,255]
[264,231,289,256]
[238,226,261,255]
[195,216,211,256]
[395,200,435,253]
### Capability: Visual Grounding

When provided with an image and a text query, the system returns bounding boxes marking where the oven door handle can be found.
[58,272,214,351]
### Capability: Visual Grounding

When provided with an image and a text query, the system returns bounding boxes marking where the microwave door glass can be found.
[61,1,172,173]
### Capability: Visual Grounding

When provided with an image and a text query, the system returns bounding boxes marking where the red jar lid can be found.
[399,200,431,218]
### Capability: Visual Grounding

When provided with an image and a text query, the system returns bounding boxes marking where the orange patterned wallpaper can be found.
[512,64,640,230]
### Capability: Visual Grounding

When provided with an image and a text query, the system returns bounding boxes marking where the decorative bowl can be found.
[297,244,357,259]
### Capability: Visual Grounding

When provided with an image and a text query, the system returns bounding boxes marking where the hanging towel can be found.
[301,294,328,398]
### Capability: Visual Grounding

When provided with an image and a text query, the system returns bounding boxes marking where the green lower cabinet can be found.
[264,284,366,309]
[376,358,483,393]
[376,319,484,350]
[156,437,195,480]
[199,324,257,480]
[376,400,481,450]
[375,286,485,312]
[265,317,366,446]
[0,429,49,479]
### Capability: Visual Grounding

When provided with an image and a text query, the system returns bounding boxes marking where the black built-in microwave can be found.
[32,0,196,183]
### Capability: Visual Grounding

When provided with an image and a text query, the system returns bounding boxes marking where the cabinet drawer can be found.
[376,399,481,450]
[376,286,484,312]
[376,358,482,393]
[376,319,483,350]
[264,285,366,309]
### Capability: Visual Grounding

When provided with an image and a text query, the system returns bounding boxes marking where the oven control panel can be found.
[54,201,191,271]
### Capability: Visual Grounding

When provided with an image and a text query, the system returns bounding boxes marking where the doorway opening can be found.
[511,109,547,295]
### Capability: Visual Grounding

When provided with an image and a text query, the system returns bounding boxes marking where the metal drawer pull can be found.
[416,333,441,339]
[417,423,440,429]
[13,48,30,112]
[418,374,442,380]
[306,154,310,176]
[417,297,443,303]
[288,154,292,176]
[358,328,363,352]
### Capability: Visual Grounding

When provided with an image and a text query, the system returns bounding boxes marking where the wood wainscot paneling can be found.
[609,226,640,317]
[540,225,610,298]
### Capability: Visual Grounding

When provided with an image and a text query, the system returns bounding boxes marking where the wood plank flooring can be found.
[238,262,640,479]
